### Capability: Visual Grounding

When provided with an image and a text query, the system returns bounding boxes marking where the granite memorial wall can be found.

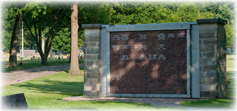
[82,19,227,99]
[110,30,187,94]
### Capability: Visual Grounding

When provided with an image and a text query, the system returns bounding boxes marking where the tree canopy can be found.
[2,1,235,56]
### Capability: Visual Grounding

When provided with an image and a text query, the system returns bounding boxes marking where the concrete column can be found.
[191,24,200,98]
[82,24,103,97]
[197,19,227,98]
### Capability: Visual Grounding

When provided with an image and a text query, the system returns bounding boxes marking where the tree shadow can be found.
[64,70,69,73]
[13,80,84,96]
[63,67,84,74]
[3,63,84,73]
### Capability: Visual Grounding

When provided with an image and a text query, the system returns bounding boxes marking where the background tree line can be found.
[2,1,235,65]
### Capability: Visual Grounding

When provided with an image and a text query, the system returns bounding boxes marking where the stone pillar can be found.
[82,24,103,97]
[197,19,227,98]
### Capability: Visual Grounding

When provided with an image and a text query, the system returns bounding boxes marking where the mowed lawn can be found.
[226,55,236,98]
[1,69,158,110]
[1,56,85,72]
[1,55,236,109]
[1,57,70,72]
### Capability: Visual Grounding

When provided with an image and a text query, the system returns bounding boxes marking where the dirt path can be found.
[1,64,84,86]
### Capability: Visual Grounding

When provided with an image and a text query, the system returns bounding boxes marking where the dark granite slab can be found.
[110,30,187,94]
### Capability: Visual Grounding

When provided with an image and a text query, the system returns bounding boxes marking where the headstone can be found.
[226,48,231,53]
[2,93,28,109]
[20,50,35,57]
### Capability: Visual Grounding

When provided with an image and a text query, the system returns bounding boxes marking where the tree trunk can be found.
[68,3,81,76]
[7,13,23,68]
[38,43,49,65]
[41,54,48,65]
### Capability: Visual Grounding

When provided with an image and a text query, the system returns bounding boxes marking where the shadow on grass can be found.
[64,70,69,73]
[64,67,84,73]
[3,64,84,74]
[30,107,98,110]
[2,58,84,72]
[60,107,98,110]
[13,80,84,96]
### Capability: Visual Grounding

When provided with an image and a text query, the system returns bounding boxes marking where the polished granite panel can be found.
[110,30,187,94]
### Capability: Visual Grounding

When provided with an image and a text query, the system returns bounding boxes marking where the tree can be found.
[22,2,70,65]
[3,4,37,53]
[51,28,71,52]
[2,7,15,53]
[51,3,111,53]
[198,1,235,47]
[7,3,25,68]
[3,2,234,66]
[68,3,81,76]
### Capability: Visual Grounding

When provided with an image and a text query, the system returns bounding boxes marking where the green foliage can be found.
[197,2,235,48]
[2,27,12,52]
[2,3,21,52]
[226,24,235,48]
[52,28,84,53]
[176,3,198,22]
[199,2,234,24]
[21,2,72,65]
[107,1,234,48]
[226,78,231,88]
[51,3,111,53]
[2,1,235,53]
[52,28,71,52]
[78,3,111,24]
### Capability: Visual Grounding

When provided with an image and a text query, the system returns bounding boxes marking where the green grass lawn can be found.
[1,69,159,110]
[1,57,84,72]
[180,99,235,108]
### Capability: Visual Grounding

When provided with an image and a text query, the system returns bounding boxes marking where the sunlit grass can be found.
[226,71,236,98]
[2,69,159,110]
[1,57,84,72]
[180,99,235,108]
[226,56,236,68]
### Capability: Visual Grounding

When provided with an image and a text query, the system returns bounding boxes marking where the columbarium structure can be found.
[82,19,227,99]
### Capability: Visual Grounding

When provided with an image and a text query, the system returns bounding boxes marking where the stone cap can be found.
[82,24,106,28]
[197,19,227,25]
